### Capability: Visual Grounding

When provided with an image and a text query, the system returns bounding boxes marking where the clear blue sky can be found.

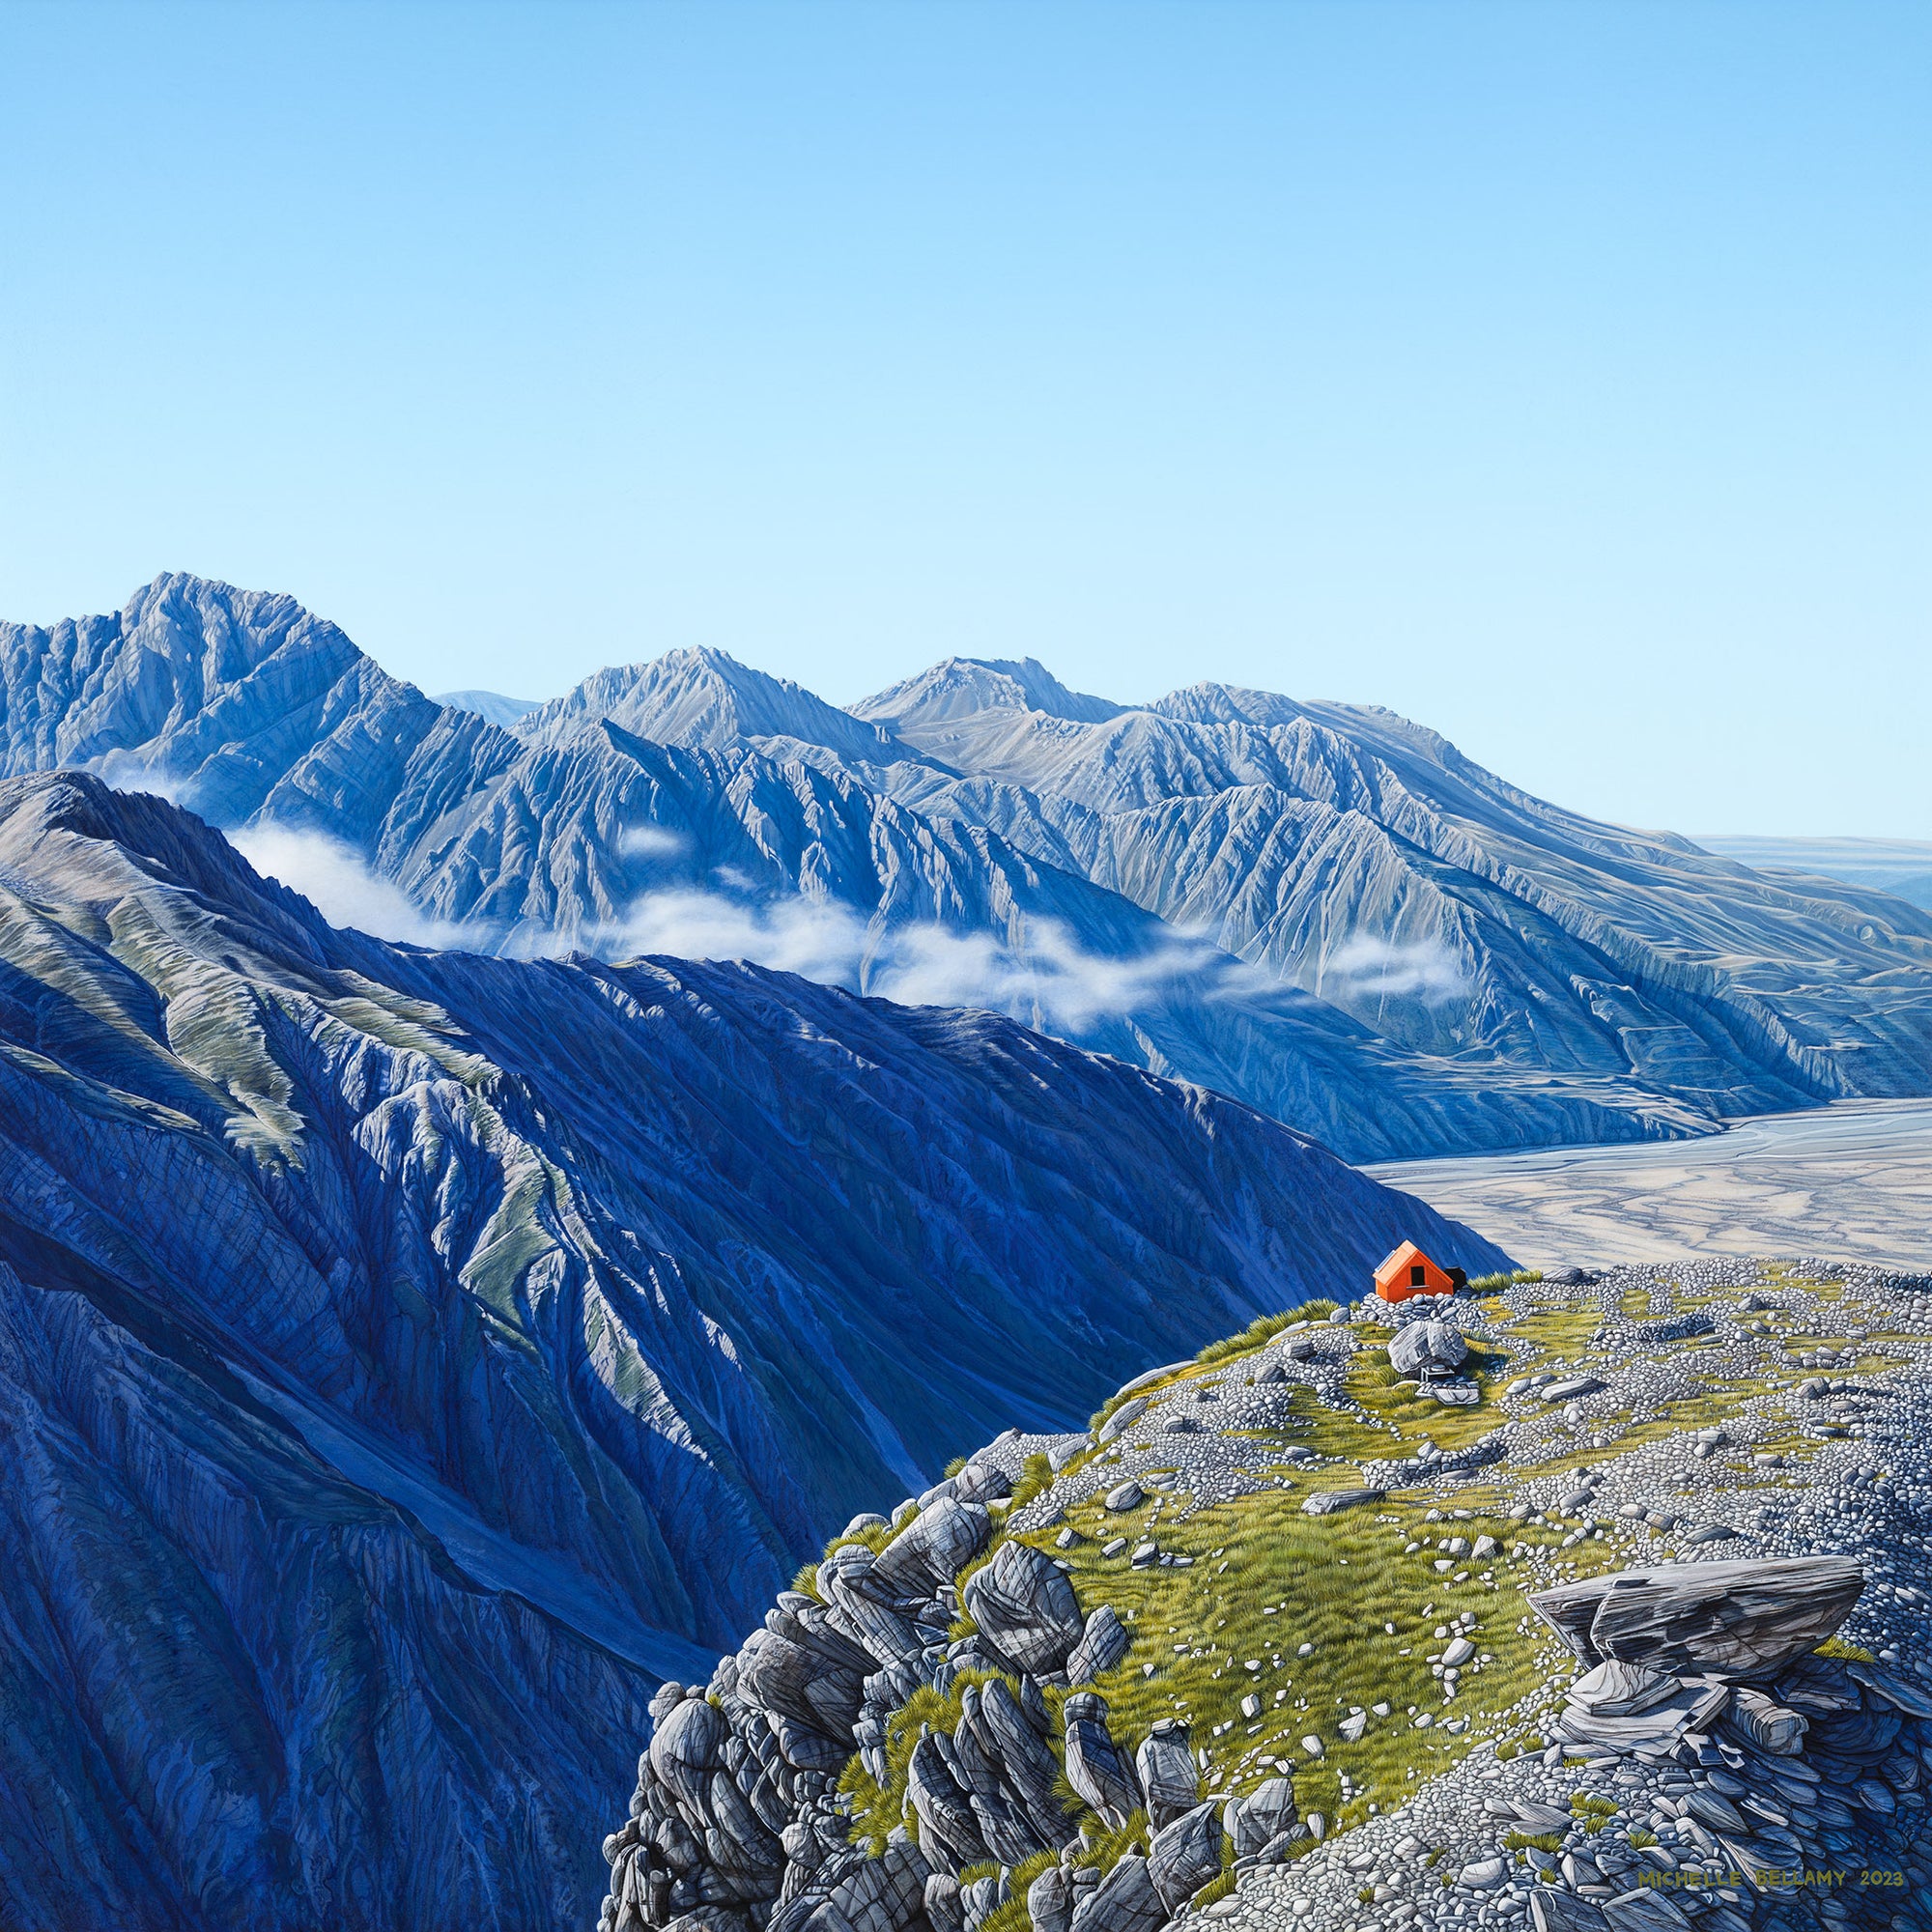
[2,2,1925,836]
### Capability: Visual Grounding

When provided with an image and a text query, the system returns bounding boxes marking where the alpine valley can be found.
[0,769,1502,1929]
[2,578,1929,1932]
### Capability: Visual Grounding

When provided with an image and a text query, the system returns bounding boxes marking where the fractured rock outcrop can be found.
[1541,1556,1892,1774]
[961,1539,1087,1677]
[601,1478,1165,1932]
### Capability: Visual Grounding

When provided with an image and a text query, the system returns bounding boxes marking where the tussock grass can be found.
[1196,1301,1338,1367]
[1022,1471,1621,1836]
[827,1520,896,1557]
[1070,1808,1151,1871]
[1818,1636,1876,1662]
[1009,1453,1055,1512]
[1192,1868,1237,1911]
[979,1849,1061,1932]
[1467,1270,1543,1294]
[1571,1794,1617,1833]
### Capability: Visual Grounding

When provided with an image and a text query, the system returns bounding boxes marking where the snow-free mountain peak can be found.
[514,643,908,762]
[7,575,1932,1164]
[853,654,1126,730]
[0,570,441,837]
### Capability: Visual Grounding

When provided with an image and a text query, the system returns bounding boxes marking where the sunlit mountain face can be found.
[8,575,1929,1166]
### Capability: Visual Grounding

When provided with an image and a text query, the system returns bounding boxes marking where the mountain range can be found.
[10,574,1932,1163]
[0,769,1502,1930]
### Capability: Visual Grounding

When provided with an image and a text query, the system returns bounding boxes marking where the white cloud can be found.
[91,752,191,806]
[227,825,477,950]
[602,887,1199,1030]
[1322,933,1469,1002]
[212,826,1236,1035]
[873,918,1201,1030]
[604,889,869,984]
[616,824,688,858]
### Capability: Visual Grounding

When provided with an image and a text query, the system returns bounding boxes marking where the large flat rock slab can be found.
[1531,1556,1864,1677]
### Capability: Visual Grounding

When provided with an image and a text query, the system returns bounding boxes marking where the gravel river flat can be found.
[1366,1096,1932,1271]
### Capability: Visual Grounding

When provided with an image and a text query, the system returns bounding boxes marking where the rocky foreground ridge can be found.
[596,1262,1932,1932]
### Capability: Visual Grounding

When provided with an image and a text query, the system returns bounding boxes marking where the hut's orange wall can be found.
[1374,1242,1455,1303]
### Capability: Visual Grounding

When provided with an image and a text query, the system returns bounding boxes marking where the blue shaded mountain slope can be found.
[0,771,1504,1930]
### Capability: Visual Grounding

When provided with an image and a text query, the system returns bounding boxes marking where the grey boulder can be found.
[1530,1893,1609,1932]
[924,1875,964,1932]
[1134,1721,1200,1831]
[649,1694,727,1809]
[871,1498,993,1600]
[1302,1488,1382,1517]
[1388,1321,1468,1378]
[1225,1776,1297,1858]
[1148,1802,1223,1913]
[905,1735,990,1876]
[961,1540,1087,1676]
[1068,1854,1164,1932]
[1061,1693,1142,1830]
[1066,1605,1132,1685]
[1530,1556,1864,1676]
[1027,1863,1075,1932]
[1600,1889,1691,1931]
[1565,1659,1682,1719]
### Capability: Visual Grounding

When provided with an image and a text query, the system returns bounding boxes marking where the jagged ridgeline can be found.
[8,574,1932,1163]
[0,772,1507,1932]
[599,1262,1932,1932]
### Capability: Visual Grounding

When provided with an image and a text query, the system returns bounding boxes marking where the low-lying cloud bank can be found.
[227,826,476,951]
[217,825,1199,1028]
[218,816,1463,1037]
[602,888,1203,1031]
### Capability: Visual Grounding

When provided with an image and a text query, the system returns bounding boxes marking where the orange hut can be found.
[1374,1240,1458,1304]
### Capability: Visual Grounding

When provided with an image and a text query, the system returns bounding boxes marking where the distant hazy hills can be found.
[0,769,1500,1928]
[7,573,1931,1160]
[1693,834,1932,912]
[432,687,541,726]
